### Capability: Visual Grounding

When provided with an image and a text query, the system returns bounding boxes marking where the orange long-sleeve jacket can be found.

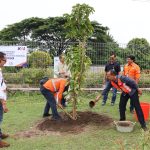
[123,62,140,82]
[43,78,67,103]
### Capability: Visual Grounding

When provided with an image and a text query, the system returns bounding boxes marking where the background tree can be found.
[32,17,71,56]
[29,50,52,68]
[0,16,116,57]
[88,21,113,43]
[126,38,150,69]
[87,21,119,65]
[64,3,94,119]
[0,17,45,42]
[127,38,150,54]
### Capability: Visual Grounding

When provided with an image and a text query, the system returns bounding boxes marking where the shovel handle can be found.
[57,104,76,120]
[95,94,102,102]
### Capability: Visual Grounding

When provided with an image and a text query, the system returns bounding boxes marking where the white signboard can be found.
[0,46,28,66]
[54,57,60,78]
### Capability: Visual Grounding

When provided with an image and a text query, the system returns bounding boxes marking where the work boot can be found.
[0,140,10,148]
[111,102,115,106]
[130,110,134,114]
[1,134,9,139]
[43,113,51,118]
[141,126,149,131]
[51,116,62,121]
[101,102,106,106]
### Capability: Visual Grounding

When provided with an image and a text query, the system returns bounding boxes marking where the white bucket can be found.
[114,121,136,132]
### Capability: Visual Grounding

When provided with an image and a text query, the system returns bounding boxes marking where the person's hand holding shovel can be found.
[57,103,63,109]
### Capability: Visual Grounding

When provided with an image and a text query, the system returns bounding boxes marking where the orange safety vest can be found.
[111,78,131,93]
[43,78,67,104]
[123,63,140,80]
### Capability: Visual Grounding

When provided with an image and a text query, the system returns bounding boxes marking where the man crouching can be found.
[106,69,148,131]
[40,78,69,120]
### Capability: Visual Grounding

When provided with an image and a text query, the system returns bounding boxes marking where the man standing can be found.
[0,52,10,148]
[123,55,140,113]
[54,54,71,107]
[106,70,147,131]
[102,53,121,106]
[54,54,71,78]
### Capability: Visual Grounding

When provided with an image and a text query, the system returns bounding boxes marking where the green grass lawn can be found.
[1,91,150,150]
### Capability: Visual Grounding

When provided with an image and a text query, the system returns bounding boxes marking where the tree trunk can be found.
[72,92,77,120]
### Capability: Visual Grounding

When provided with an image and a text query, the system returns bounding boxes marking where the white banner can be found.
[54,57,60,78]
[0,46,28,66]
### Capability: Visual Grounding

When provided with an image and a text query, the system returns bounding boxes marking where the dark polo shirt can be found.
[105,61,121,74]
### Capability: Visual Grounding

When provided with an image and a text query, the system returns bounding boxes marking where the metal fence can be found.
[1,41,150,88]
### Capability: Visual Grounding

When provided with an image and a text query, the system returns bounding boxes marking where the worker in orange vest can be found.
[106,69,148,131]
[123,55,141,113]
[40,78,69,120]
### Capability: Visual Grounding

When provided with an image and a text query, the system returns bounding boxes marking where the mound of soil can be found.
[14,130,42,138]
[36,111,113,134]
[14,111,113,138]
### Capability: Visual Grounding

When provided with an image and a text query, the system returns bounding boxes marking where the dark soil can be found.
[117,121,133,127]
[36,111,113,134]
[14,130,42,138]
[14,111,113,138]
[117,122,130,127]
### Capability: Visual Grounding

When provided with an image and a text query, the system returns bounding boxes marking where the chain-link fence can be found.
[0,41,150,88]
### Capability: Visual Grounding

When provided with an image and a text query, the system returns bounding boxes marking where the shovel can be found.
[57,104,76,120]
[89,94,102,108]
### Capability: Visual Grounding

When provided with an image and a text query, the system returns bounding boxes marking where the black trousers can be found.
[119,91,146,127]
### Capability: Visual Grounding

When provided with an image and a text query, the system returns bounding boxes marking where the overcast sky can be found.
[0,0,150,44]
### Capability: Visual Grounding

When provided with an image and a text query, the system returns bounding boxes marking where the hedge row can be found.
[83,71,150,88]
[3,68,53,86]
[3,69,150,88]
